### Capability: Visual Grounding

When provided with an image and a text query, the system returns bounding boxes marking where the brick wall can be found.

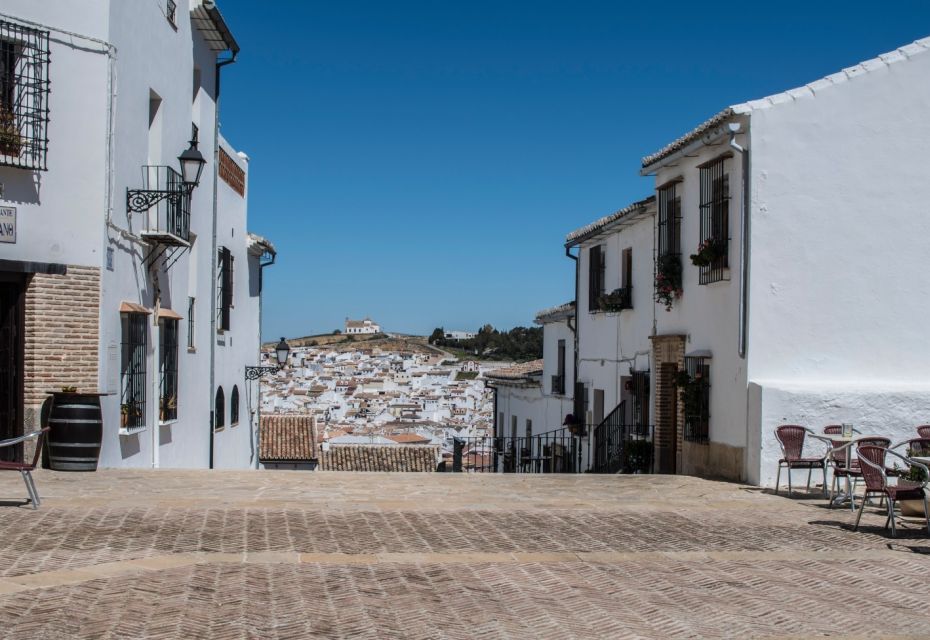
[651,335,685,474]
[318,445,439,472]
[23,266,100,425]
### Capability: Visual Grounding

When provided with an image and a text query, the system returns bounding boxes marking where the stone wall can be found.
[318,445,439,472]
[651,334,685,474]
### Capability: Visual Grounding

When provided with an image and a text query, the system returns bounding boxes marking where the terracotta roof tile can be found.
[259,414,318,462]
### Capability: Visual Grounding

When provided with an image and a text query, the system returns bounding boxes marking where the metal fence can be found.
[451,427,583,474]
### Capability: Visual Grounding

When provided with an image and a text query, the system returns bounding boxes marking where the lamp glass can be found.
[178,142,207,188]
[275,337,290,366]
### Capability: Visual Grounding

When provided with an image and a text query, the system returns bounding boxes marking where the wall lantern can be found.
[245,338,290,380]
[177,138,207,191]
[126,138,207,213]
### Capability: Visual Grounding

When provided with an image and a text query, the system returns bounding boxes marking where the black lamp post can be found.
[245,337,290,380]
[177,138,206,192]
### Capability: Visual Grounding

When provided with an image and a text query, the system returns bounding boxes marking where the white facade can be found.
[444,330,476,341]
[0,1,273,470]
[345,317,380,334]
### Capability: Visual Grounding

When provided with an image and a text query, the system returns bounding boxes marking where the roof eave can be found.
[190,2,240,54]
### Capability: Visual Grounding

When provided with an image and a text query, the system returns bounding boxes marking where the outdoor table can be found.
[827,435,865,510]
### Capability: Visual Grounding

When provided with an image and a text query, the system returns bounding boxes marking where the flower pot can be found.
[900,499,928,517]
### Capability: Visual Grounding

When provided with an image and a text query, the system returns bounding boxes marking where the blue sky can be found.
[216,1,930,339]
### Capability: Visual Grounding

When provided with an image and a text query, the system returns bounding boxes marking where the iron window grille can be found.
[698,157,730,284]
[552,339,566,395]
[214,386,225,430]
[217,247,232,331]
[0,20,50,171]
[682,356,710,443]
[187,296,195,349]
[588,245,605,312]
[120,313,148,432]
[230,385,239,425]
[657,183,681,258]
[159,318,178,423]
[629,370,650,434]
[166,0,178,28]
[133,166,191,244]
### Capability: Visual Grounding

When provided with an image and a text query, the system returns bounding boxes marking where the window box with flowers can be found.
[655,254,682,312]
[689,238,727,268]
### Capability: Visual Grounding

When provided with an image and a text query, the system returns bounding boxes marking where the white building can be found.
[444,330,476,341]
[345,317,380,334]
[559,35,930,484]
[0,1,273,469]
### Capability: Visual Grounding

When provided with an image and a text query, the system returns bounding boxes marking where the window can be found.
[510,415,517,440]
[552,339,566,395]
[159,319,178,422]
[166,0,177,28]
[187,297,195,350]
[587,245,605,312]
[622,248,632,290]
[0,20,50,170]
[230,385,240,425]
[217,247,233,331]
[698,156,730,284]
[525,419,532,441]
[214,387,225,430]
[681,356,710,443]
[657,183,681,258]
[120,313,147,431]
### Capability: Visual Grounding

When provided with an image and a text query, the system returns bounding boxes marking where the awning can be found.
[119,301,152,315]
[156,308,183,320]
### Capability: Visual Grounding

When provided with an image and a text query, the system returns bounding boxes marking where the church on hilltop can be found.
[345,317,381,334]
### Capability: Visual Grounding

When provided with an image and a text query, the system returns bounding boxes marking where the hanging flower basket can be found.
[689,238,726,268]
[598,288,632,312]
[655,255,682,312]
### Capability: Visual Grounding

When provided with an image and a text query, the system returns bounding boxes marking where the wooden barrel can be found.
[46,392,104,471]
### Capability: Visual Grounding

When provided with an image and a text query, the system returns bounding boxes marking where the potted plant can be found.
[160,395,177,422]
[0,109,22,157]
[598,288,631,313]
[676,370,706,419]
[897,451,929,517]
[689,238,726,268]
[655,255,682,312]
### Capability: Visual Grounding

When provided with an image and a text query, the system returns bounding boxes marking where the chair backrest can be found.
[857,437,891,448]
[904,438,930,458]
[29,428,50,470]
[775,425,807,461]
[917,425,930,438]
[823,425,842,435]
[856,445,888,491]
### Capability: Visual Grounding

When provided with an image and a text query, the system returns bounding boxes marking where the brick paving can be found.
[0,471,928,638]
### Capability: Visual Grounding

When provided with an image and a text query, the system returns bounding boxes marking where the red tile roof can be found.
[259,414,318,462]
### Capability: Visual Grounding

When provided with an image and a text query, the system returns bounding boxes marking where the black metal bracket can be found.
[126,188,184,213]
[245,366,280,381]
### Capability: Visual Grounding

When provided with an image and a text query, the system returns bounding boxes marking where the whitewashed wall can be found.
[540,320,574,431]
[746,47,930,484]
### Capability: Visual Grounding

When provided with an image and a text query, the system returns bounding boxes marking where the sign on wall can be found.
[0,206,15,243]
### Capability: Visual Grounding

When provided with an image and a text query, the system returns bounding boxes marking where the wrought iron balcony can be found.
[598,287,633,313]
[551,374,565,396]
[128,166,191,247]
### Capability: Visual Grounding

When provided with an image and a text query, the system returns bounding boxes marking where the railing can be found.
[592,402,653,474]
[136,165,191,244]
[451,427,582,473]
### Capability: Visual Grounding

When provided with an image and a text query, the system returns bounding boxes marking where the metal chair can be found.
[916,425,930,439]
[854,444,930,537]
[828,436,891,509]
[891,438,930,458]
[774,425,829,496]
[0,428,50,510]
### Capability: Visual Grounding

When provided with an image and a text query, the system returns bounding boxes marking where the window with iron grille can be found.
[187,296,195,350]
[552,339,566,395]
[657,183,681,258]
[121,313,147,431]
[214,386,225,430]
[230,385,240,425]
[217,247,232,331]
[681,356,710,443]
[629,370,650,432]
[0,20,50,171]
[697,157,730,284]
[166,0,177,27]
[587,245,605,312]
[159,319,178,422]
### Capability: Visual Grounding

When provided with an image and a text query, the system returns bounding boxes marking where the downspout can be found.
[254,250,276,469]
[564,245,579,418]
[728,123,750,359]
[208,50,238,470]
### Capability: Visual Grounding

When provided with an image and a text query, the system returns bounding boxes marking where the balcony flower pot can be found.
[899,498,928,517]
[689,238,726,268]
[598,288,631,313]
[0,109,22,157]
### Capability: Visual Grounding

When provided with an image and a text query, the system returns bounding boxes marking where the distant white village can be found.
[258,325,504,460]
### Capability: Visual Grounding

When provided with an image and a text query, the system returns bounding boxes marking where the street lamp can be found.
[177,138,207,192]
[245,337,290,380]
[126,138,208,213]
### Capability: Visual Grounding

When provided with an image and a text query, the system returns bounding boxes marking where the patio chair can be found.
[828,436,891,509]
[916,425,930,438]
[0,428,50,510]
[854,444,930,538]
[891,438,930,458]
[774,425,829,497]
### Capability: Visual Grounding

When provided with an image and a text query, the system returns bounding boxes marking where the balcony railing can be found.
[598,287,632,312]
[133,166,191,246]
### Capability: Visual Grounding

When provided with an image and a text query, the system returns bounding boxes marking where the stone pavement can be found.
[0,470,928,639]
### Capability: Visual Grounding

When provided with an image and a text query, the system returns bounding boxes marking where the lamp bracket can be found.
[127,188,185,213]
[245,365,281,381]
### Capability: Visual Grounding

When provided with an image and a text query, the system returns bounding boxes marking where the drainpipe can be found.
[564,245,579,417]
[253,250,275,468]
[728,123,750,359]
[208,51,238,470]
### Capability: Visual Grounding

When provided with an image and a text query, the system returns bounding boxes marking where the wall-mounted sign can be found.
[0,207,15,244]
